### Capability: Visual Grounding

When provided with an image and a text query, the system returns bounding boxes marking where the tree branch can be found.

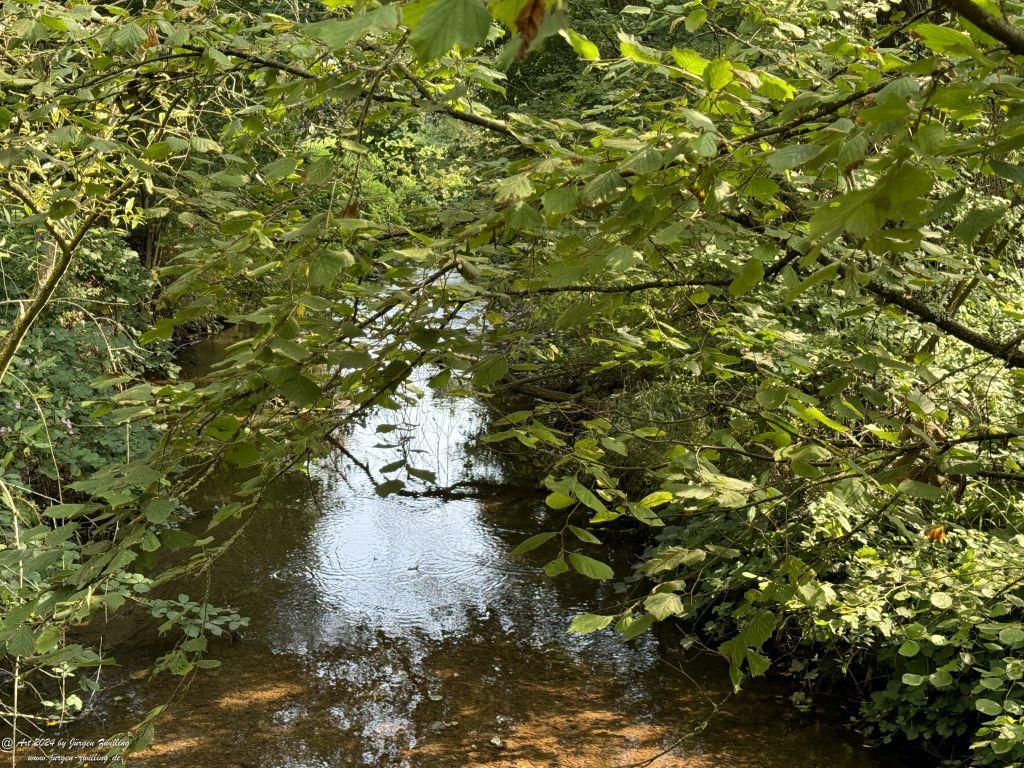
[505,277,729,296]
[941,0,1024,55]
[865,278,1024,367]
[193,44,517,138]
[725,209,1024,367]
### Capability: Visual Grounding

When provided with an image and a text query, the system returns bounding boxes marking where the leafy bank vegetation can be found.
[4,0,1024,764]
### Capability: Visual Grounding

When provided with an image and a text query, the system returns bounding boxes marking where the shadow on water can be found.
[49,332,905,768]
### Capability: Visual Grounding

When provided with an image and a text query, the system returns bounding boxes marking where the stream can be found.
[56,332,904,768]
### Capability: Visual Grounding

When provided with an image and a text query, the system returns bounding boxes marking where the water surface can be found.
[56,333,903,768]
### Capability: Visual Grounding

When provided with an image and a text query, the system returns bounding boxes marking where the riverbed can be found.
[58,333,902,768]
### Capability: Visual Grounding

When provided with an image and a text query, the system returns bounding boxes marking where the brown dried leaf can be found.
[515,0,546,59]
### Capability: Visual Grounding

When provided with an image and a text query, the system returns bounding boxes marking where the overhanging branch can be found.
[505,277,729,295]
[941,0,1024,55]
[865,278,1024,367]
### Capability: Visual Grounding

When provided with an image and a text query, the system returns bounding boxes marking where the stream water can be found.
[54,333,904,768]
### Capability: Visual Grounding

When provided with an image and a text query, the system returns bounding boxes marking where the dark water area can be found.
[45,332,907,768]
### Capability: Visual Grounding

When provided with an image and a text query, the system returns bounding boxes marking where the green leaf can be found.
[990,159,1024,186]
[952,205,1007,244]
[704,57,733,90]
[999,625,1024,646]
[568,613,614,633]
[7,626,37,657]
[269,337,310,361]
[569,525,601,544]
[672,47,708,76]
[645,591,684,620]
[767,144,823,171]
[561,28,599,60]
[111,22,148,50]
[729,258,764,297]
[930,591,953,609]
[618,33,660,64]
[472,353,508,387]
[276,374,321,406]
[542,188,579,215]
[511,531,556,555]
[685,8,707,32]
[756,383,788,410]
[638,491,673,508]
[976,698,1003,716]
[746,650,770,677]
[913,22,982,58]
[642,546,705,574]
[898,480,944,502]
[783,260,840,303]
[409,0,490,61]
[261,157,298,183]
[898,639,920,657]
[375,479,405,497]
[145,499,175,524]
[618,612,656,639]
[571,482,609,516]
[569,552,614,580]
[543,556,569,577]
[304,5,401,48]
[43,503,99,519]
[545,492,575,509]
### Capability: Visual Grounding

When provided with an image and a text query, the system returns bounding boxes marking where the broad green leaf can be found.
[619,612,656,639]
[569,525,601,544]
[976,698,1003,716]
[304,5,401,47]
[568,613,614,633]
[898,639,920,657]
[704,57,733,90]
[409,0,490,61]
[638,491,672,508]
[913,22,982,58]
[645,591,684,620]
[571,482,609,516]
[999,626,1024,646]
[276,374,321,406]
[745,651,770,677]
[898,480,944,502]
[561,28,599,60]
[543,556,569,577]
[261,157,298,183]
[6,627,36,657]
[729,258,764,297]
[685,8,707,32]
[511,531,556,555]
[768,144,823,171]
[569,552,614,580]
[991,159,1024,186]
[545,491,575,509]
[472,353,508,387]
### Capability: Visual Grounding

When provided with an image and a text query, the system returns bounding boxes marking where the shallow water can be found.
[50,333,904,768]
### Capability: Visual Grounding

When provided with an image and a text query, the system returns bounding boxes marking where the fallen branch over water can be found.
[325,435,543,500]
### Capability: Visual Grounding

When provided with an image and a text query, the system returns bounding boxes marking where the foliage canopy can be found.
[6,0,1024,762]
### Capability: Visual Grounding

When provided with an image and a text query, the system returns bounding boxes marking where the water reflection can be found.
[55,334,903,768]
